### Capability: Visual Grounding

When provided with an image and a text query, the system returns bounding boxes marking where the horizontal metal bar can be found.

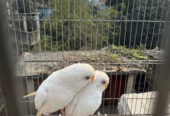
[22,97,164,102]
[22,113,157,116]
[24,60,163,64]
[23,71,146,78]
[20,98,119,102]
[7,19,170,22]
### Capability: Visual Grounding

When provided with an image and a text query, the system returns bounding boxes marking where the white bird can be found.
[65,70,109,116]
[23,63,95,116]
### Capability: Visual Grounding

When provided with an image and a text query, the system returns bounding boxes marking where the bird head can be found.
[64,63,95,91]
[92,71,109,92]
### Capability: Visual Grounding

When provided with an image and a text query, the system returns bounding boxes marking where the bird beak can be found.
[105,84,108,90]
[91,76,95,82]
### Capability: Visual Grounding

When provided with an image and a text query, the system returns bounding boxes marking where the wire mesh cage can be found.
[0,0,170,115]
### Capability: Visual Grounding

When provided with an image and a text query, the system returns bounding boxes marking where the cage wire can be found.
[0,0,170,115]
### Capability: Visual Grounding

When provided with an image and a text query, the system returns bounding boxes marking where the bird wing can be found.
[34,88,47,109]
[65,98,78,115]
[66,95,101,116]
[88,98,102,115]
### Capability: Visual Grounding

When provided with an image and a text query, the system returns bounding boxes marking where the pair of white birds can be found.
[23,63,109,116]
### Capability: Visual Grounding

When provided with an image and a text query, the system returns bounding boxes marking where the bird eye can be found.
[85,77,90,80]
[102,80,106,84]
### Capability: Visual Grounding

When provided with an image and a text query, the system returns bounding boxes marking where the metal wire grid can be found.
[0,0,170,115]
[0,68,8,116]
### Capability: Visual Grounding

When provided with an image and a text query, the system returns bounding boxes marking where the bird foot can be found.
[60,109,65,116]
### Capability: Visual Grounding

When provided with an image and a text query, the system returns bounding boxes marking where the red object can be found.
[99,0,106,2]
[103,75,126,105]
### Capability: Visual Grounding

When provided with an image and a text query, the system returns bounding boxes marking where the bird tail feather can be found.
[37,110,42,116]
[23,92,36,98]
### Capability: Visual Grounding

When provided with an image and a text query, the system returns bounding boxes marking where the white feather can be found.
[65,71,109,116]
[34,63,95,115]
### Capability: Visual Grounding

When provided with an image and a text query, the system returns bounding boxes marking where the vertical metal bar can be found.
[160,1,170,49]
[154,0,170,115]
[0,1,24,116]
[110,0,120,114]
[0,65,8,116]
[133,0,142,48]
[55,0,59,70]
[136,0,161,113]
[149,0,161,49]
[128,0,136,49]
[129,71,137,114]
[123,0,130,47]
[67,0,70,53]
[106,0,113,114]
[107,72,112,113]
[48,0,54,68]
[112,0,119,45]
[117,1,126,115]
[84,0,87,56]
[11,0,29,114]
[121,1,131,114]
[123,0,138,115]
[28,1,40,114]
[23,0,34,114]
[154,27,170,116]
[100,12,104,56]
[139,0,148,47]
[139,0,168,115]
[144,0,154,50]
[34,0,43,97]
[142,64,154,114]
[79,0,82,53]
[90,1,93,56]
[103,0,111,113]
[146,1,168,114]
[61,0,64,53]
[42,0,48,74]
[73,0,76,61]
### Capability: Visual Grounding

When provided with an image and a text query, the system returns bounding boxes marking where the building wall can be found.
[38,9,53,19]
[9,29,23,61]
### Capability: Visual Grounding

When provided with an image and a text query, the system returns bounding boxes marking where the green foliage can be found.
[35,0,120,51]
[106,0,168,49]
[36,0,49,4]
[109,45,148,60]
[17,0,167,53]
[87,57,95,62]
[86,56,100,62]
[109,54,119,61]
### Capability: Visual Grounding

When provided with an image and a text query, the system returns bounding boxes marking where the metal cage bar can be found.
[0,0,170,115]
